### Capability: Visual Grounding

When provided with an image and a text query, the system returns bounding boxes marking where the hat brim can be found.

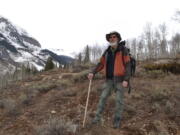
[106,32,121,42]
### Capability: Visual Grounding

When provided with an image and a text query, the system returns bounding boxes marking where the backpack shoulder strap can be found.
[118,41,126,67]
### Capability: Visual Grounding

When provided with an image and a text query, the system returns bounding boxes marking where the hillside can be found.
[0,63,179,135]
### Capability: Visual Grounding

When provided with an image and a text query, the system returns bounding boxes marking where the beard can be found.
[110,41,118,46]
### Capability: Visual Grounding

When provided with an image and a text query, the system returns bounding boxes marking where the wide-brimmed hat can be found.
[106,31,122,42]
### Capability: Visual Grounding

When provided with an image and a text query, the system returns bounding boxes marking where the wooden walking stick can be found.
[83,79,92,128]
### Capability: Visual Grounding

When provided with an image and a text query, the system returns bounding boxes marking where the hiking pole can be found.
[83,79,92,128]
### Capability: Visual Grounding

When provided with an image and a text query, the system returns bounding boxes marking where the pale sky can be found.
[0,0,180,56]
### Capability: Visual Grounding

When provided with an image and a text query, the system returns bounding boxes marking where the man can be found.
[88,31,131,128]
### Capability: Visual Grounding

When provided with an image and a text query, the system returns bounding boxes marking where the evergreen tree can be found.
[84,45,90,63]
[44,57,55,71]
[78,52,82,64]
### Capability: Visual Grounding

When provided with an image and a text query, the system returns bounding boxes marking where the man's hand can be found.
[88,73,94,80]
[122,81,128,88]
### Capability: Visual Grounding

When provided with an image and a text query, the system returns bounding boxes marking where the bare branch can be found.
[172,10,180,23]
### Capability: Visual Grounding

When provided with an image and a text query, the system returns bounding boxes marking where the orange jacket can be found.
[91,44,131,81]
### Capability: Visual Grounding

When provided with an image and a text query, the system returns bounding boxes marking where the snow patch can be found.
[30,61,44,71]
[46,48,74,57]
[15,24,29,36]
[0,22,6,30]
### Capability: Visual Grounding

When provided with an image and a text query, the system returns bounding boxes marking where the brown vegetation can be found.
[0,63,179,135]
[144,62,180,74]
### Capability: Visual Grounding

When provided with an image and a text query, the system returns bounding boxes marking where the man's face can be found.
[109,34,119,43]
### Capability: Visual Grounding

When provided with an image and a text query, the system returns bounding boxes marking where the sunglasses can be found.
[109,35,117,39]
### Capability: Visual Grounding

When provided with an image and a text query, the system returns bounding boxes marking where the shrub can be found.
[152,120,169,135]
[36,118,77,135]
[144,62,180,74]
[164,101,174,114]
[131,92,144,99]
[124,105,137,119]
[151,103,161,112]
[25,88,40,98]
[0,100,4,109]
[71,64,93,73]
[71,70,89,83]
[30,83,57,93]
[146,70,166,79]
[19,93,31,105]
[56,79,72,88]
[150,87,170,102]
[3,99,20,116]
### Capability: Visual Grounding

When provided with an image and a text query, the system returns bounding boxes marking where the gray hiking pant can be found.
[95,79,125,120]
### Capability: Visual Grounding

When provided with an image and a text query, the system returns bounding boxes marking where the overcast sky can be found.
[0,0,180,56]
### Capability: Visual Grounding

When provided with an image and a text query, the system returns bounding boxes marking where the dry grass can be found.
[164,101,174,114]
[36,117,77,135]
[0,62,179,135]
[152,120,169,135]
[151,102,161,112]
[130,92,144,99]
[71,70,89,83]
[29,82,57,93]
[2,98,20,116]
[55,79,73,89]
[0,99,4,109]
[150,87,170,102]
[145,70,166,79]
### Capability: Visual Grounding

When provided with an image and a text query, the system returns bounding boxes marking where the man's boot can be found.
[113,117,121,129]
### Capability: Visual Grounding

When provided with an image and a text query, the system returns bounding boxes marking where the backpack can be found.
[119,41,132,94]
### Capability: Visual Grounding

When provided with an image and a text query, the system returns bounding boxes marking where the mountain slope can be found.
[0,16,74,75]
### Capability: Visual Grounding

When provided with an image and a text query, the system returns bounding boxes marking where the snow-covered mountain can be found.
[46,48,75,57]
[0,16,74,75]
